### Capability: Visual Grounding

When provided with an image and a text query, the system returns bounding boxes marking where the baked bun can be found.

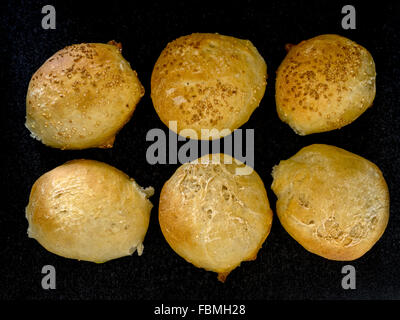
[275,34,376,135]
[159,154,273,281]
[271,144,389,260]
[25,159,154,263]
[151,33,267,140]
[26,42,144,149]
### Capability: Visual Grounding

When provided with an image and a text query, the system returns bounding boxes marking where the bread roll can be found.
[271,144,389,260]
[26,42,144,149]
[151,33,267,140]
[25,159,154,263]
[159,154,273,281]
[275,34,376,135]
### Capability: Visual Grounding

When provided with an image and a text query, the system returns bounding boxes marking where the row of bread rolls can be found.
[26,145,389,282]
[25,33,376,148]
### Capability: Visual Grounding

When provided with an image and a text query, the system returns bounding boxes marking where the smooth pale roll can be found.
[26,42,144,149]
[271,144,389,260]
[25,159,154,263]
[151,33,267,140]
[275,34,376,135]
[159,154,273,282]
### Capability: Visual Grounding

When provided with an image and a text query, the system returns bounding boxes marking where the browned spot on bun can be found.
[217,272,230,283]
[26,42,144,149]
[285,43,295,52]
[107,40,122,52]
[276,34,376,135]
[151,33,267,140]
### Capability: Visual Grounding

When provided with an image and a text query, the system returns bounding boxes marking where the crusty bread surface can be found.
[26,42,144,149]
[271,144,389,260]
[151,33,267,140]
[275,34,376,135]
[159,154,273,281]
[26,159,154,263]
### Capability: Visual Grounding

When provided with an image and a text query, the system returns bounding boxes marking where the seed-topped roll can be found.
[275,34,376,135]
[151,33,267,140]
[26,42,144,149]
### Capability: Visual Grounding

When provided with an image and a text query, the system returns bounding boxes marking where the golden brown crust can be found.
[159,154,273,281]
[271,144,389,260]
[26,43,144,149]
[25,159,154,263]
[151,33,267,140]
[275,34,376,135]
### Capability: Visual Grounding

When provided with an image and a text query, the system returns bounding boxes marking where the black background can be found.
[1,0,399,301]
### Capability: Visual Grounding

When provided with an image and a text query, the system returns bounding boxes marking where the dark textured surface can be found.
[1,0,399,300]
